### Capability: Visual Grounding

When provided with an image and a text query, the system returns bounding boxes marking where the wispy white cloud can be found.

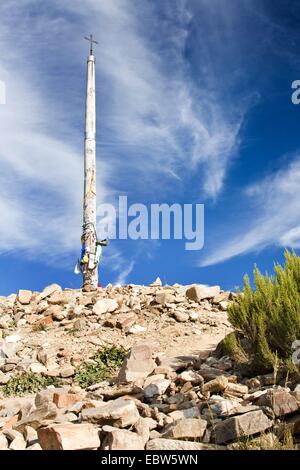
[0,0,255,269]
[59,0,250,199]
[0,2,110,262]
[114,260,135,286]
[201,153,300,266]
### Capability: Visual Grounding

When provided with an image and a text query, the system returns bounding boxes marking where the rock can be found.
[18,290,32,305]
[93,299,118,315]
[38,423,100,450]
[0,370,11,385]
[292,388,300,404]
[90,383,143,400]
[186,285,220,302]
[45,305,66,321]
[48,291,72,305]
[199,365,230,381]
[168,406,201,421]
[179,370,203,385]
[162,418,207,440]
[144,376,171,399]
[203,376,228,394]
[189,311,199,321]
[9,435,27,450]
[101,425,144,450]
[225,382,248,398]
[35,389,56,407]
[208,399,259,418]
[149,430,161,439]
[24,426,38,446]
[33,316,53,328]
[73,318,87,331]
[117,344,156,383]
[15,402,58,432]
[209,396,242,417]
[0,340,19,359]
[174,311,189,322]
[134,417,151,445]
[155,292,175,306]
[219,301,229,311]
[52,392,82,409]
[257,389,298,417]
[0,396,35,419]
[128,324,146,335]
[38,284,62,301]
[29,363,47,374]
[82,398,140,428]
[215,410,273,444]
[0,315,12,329]
[5,334,21,344]
[157,355,193,371]
[245,389,269,402]
[147,438,225,450]
[59,365,75,378]
[0,433,8,450]
[213,292,231,304]
[116,312,137,329]
[2,429,23,441]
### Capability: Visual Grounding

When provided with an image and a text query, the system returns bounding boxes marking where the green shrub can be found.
[3,373,59,397]
[224,250,300,375]
[74,345,127,388]
[95,345,127,369]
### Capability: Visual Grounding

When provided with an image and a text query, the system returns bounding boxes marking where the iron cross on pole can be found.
[84,34,99,55]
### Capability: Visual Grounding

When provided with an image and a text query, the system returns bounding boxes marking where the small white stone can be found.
[189,311,199,321]
[128,324,146,335]
[29,363,47,374]
[5,334,21,344]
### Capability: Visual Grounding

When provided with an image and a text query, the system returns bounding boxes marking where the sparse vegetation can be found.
[232,431,296,451]
[74,345,127,388]
[3,372,59,397]
[32,322,48,332]
[223,250,300,375]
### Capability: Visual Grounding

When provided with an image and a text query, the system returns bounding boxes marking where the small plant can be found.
[232,431,296,451]
[223,250,300,375]
[74,345,127,389]
[32,322,48,333]
[2,373,59,397]
[67,328,78,336]
[9,319,17,329]
[95,345,127,369]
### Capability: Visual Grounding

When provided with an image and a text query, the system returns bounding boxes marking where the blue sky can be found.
[1,0,300,295]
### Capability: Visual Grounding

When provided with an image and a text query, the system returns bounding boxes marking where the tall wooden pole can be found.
[82,36,98,288]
